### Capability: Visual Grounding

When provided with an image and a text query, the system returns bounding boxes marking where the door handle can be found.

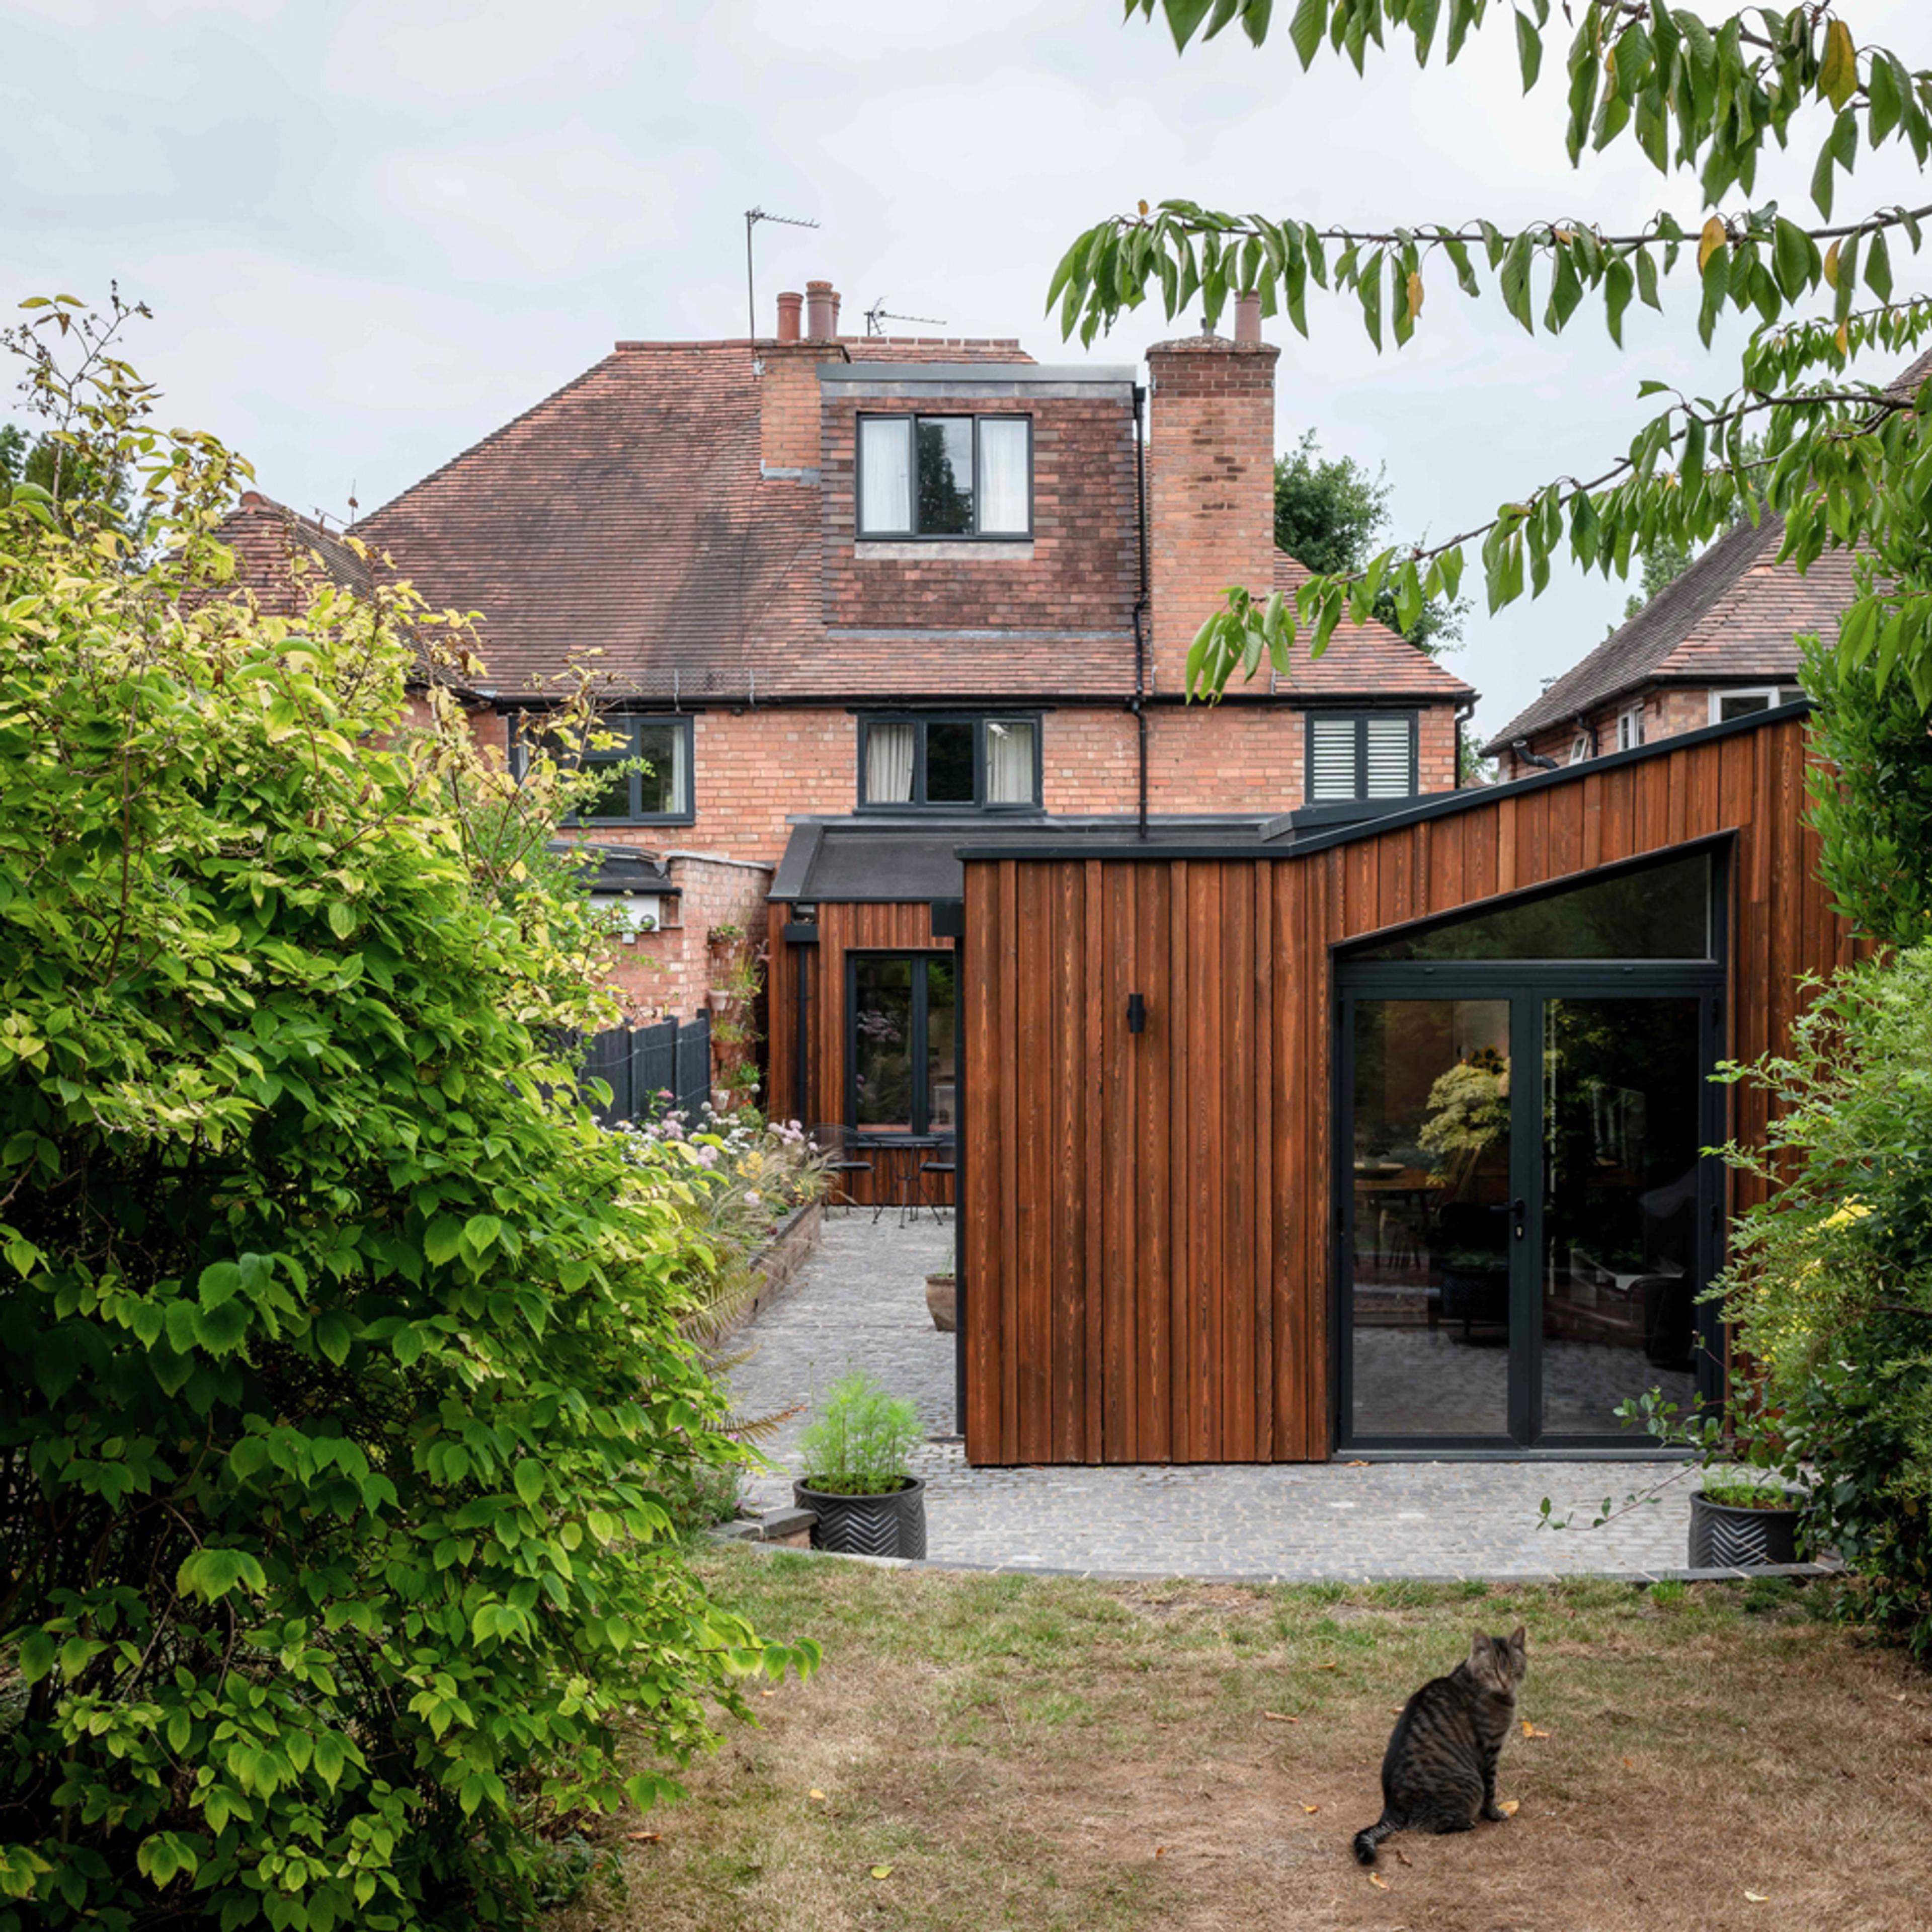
[1511,1197,1527,1242]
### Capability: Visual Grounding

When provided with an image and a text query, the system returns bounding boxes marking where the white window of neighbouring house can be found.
[855,415,1032,538]
[1307,713,1419,803]
[858,715,1040,810]
[1617,706,1645,752]
[1711,685,1805,722]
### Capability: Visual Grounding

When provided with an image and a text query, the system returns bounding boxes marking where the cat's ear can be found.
[1508,1625,1527,1655]
[1467,1633,1491,1665]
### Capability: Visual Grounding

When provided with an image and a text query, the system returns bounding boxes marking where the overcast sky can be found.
[6,0,1925,742]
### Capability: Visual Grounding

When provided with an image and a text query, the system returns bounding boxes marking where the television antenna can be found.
[864,297,947,336]
[745,206,819,354]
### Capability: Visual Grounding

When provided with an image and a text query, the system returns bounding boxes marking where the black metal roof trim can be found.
[952,700,1814,865]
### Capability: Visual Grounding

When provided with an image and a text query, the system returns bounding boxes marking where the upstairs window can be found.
[857,415,1031,538]
[859,714,1040,810]
[516,714,694,825]
[1617,706,1646,752]
[1712,686,1805,722]
[1307,713,1417,803]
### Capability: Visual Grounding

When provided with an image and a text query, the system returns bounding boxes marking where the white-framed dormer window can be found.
[1617,705,1646,752]
[1710,685,1805,723]
[856,415,1032,539]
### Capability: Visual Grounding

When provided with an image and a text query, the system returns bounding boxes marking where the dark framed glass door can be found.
[1337,975,1721,1452]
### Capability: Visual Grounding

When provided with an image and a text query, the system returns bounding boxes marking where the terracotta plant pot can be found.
[794,1477,926,1559]
[925,1273,956,1332]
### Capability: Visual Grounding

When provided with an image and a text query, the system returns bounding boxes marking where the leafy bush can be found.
[1804,630,1932,950]
[0,300,814,1931]
[1713,945,1932,1657]
[797,1375,923,1496]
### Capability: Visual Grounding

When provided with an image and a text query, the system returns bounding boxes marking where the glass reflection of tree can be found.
[1418,1045,1509,1197]
[916,421,973,534]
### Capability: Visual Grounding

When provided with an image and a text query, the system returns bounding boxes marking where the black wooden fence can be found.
[568,1013,712,1126]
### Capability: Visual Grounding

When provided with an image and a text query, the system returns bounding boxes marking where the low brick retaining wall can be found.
[705,1199,823,1345]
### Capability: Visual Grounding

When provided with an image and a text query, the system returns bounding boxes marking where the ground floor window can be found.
[848,952,956,1135]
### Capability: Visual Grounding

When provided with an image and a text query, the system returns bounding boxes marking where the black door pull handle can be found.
[1511,1197,1527,1241]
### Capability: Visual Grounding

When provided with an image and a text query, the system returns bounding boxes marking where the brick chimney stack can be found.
[761,280,841,474]
[1145,318,1279,692]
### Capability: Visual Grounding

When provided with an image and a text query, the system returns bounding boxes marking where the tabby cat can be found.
[1351,1627,1528,1867]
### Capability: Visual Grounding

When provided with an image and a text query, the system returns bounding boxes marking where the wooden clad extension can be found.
[960,711,1861,1465]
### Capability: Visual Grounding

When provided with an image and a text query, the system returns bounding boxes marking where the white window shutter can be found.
[1308,716,1359,801]
[1363,716,1414,798]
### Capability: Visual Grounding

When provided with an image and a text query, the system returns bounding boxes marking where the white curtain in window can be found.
[663,724,690,813]
[1364,716,1414,797]
[865,722,916,802]
[977,418,1029,533]
[858,419,912,534]
[984,719,1035,802]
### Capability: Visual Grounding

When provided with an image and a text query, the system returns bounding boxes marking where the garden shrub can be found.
[0,299,814,1930]
[1716,946,1932,1658]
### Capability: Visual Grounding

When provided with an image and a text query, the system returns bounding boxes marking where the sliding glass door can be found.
[1335,851,1724,1452]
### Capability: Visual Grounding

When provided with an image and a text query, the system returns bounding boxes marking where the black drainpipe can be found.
[1132,380,1150,840]
[792,942,811,1125]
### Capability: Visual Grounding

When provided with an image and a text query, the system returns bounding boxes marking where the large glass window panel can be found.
[1355,855,1712,962]
[1540,997,1702,1433]
[580,759,633,821]
[984,718,1036,803]
[858,418,913,533]
[864,722,916,803]
[1351,998,1513,1438]
[916,418,975,534]
[925,721,976,802]
[852,958,917,1131]
[977,418,1030,532]
[925,956,956,1132]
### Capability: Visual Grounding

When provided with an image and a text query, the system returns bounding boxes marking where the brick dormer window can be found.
[857,713,1041,810]
[856,415,1031,539]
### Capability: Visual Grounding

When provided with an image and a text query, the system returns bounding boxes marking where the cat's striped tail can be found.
[1352,1814,1398,1866]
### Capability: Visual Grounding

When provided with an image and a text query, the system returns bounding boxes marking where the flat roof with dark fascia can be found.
[953,699,1815,866]
[817,362,1139,386]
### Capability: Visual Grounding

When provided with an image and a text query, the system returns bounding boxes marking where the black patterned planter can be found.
[794,1477,927,1560]
[1687,1488,1805,1569]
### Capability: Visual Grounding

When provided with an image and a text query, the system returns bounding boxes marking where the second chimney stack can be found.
[805,280,838,341]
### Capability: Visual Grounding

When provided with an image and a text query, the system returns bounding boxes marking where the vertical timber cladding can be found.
[962,712,1862,1466]
[764,902,956,1210]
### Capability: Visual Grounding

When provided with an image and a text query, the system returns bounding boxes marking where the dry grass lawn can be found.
[548,1551,1932,1932]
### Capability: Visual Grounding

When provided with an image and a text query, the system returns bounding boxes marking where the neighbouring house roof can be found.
[214,491,374,610]
[1268,554,1475,701]
[1481,349,1932,757]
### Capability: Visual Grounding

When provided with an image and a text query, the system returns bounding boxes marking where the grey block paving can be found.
[727,1214,1699,1580]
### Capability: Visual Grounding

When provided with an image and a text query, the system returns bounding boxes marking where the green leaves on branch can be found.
[1126,4,1932,212]
[1048,197,1929,352]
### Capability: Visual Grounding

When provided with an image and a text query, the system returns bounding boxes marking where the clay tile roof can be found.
[1481,349,1932,756]
[211,492,374,613]
[1268,552,1476,700]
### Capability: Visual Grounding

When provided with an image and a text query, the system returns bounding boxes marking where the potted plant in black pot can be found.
[1687,1474,1808,1568]
[793,1372,926,1559]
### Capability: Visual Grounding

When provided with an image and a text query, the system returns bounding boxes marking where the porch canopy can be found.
[952,703,1862,1467]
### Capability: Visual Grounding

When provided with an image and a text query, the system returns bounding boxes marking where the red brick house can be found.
[224,282,1473,1190]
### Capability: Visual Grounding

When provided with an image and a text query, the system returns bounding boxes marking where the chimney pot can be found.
[805,280,836,341]
[1234,291,1262,344]
[776,290,802,343]
[830,289,842,337]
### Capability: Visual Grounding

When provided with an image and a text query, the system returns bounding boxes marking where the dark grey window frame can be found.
[1305,709,1421,803]
[845,949,956,1140]
[511,711,697,827]
[854,413,1035,541]
[855,711,1044,813]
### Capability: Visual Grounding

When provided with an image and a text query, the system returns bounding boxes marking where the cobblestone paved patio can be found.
[728,1215,1698,1580]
